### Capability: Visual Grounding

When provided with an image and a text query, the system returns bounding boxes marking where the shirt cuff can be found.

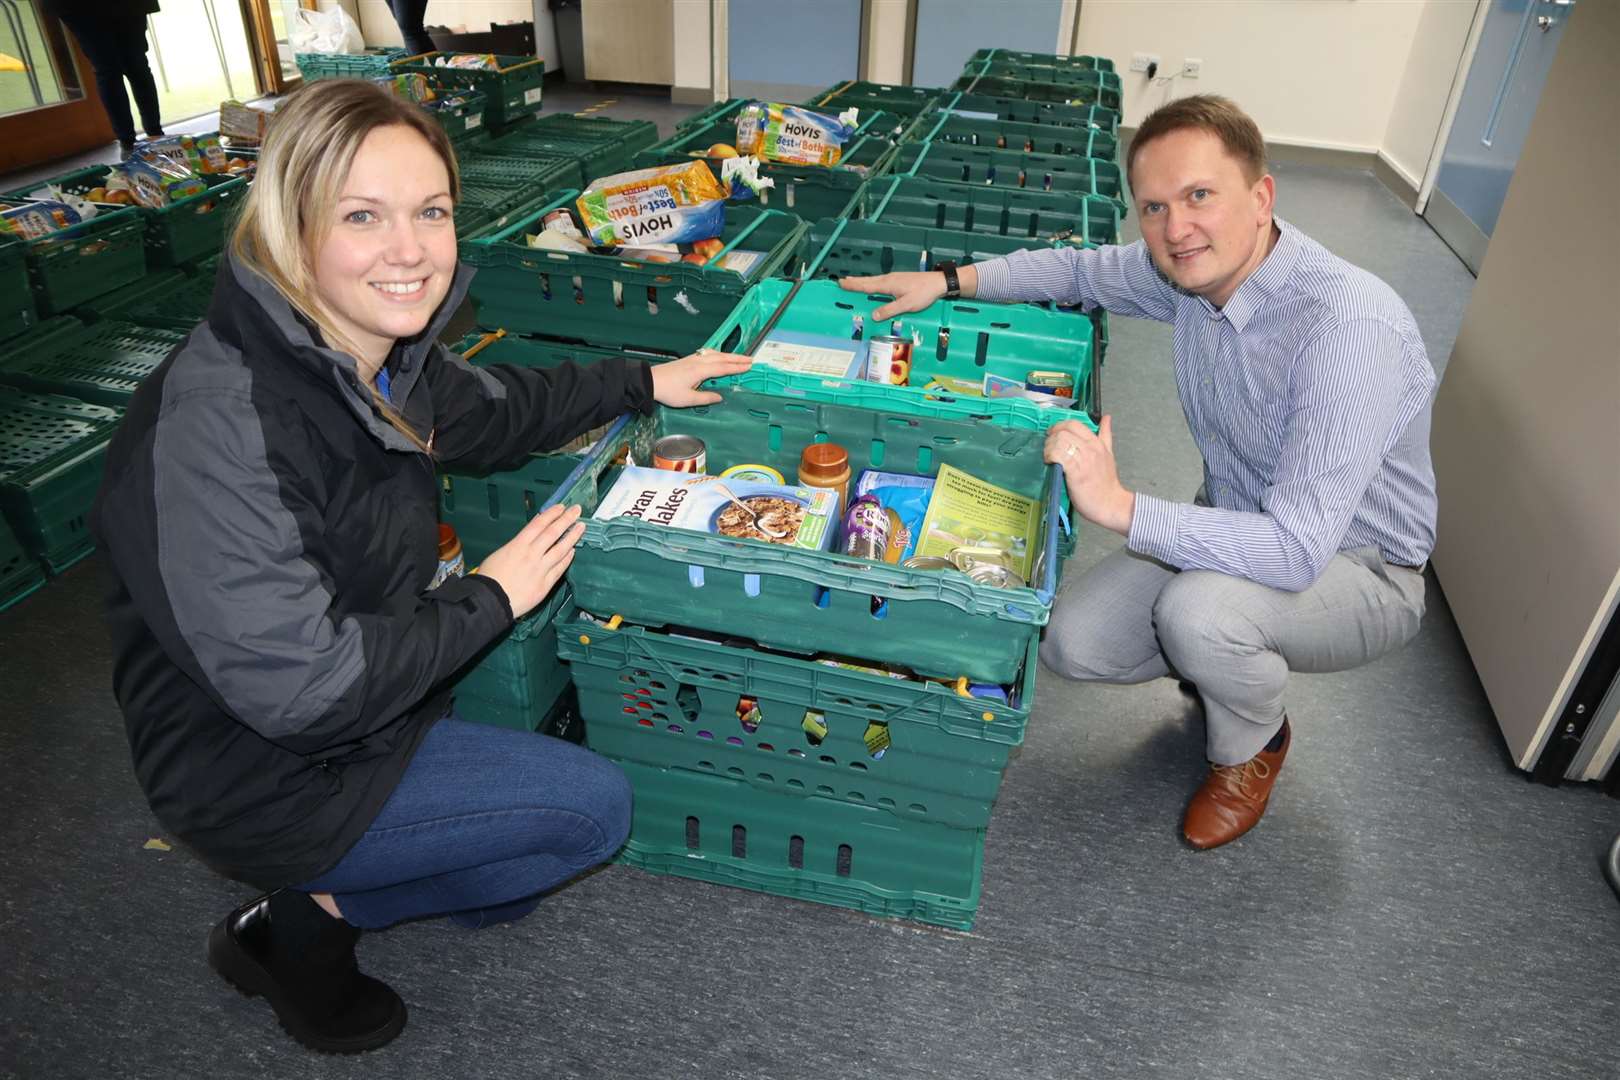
[971,256,1016,302]
[1126,492,1181,565]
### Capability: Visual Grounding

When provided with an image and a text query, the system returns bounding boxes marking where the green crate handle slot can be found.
[565,618,1006,740]
[542,412,1062,616]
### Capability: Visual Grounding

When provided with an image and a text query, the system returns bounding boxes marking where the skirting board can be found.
[1117,128,1421,211]
[672,86,714,105]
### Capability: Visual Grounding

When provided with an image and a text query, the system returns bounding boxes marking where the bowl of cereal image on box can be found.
[709,491,812,545]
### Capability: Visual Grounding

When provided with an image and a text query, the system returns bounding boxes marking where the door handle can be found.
[1537,15,1554,31]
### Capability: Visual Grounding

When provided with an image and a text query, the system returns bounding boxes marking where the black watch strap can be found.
[941,261,961,300]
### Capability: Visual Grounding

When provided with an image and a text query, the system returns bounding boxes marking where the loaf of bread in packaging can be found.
[575,161,730,247]
[734,103,856,167]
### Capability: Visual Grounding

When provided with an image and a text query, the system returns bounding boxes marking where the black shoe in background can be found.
[207,890,406,1054]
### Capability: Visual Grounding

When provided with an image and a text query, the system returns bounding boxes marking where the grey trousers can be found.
[1039,544,1427,764]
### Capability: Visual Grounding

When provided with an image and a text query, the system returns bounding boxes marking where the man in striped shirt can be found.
[842,95,1436,850]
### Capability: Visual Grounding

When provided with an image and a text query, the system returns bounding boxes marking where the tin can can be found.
[903,555,954,572]
[720,463,785,484]
[950,546,1017,573]
[865,335,912,386]
[1026,370,1075,398]
[841,495,890,560]
[651,434,706,472]
[430,523,465,589]
[542,208,584,241]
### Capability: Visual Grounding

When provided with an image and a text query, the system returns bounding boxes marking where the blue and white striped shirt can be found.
[975,218,1437,592]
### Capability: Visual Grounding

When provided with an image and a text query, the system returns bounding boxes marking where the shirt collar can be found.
[1197,217,1302,332]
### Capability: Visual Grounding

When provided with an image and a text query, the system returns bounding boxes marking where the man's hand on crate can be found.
[1045,416,1135,537]
[651,349,754,407]
[838,266,979,321]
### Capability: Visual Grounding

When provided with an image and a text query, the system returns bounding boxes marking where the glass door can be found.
[0,0,109,171]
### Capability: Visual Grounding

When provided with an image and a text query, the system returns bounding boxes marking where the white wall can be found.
[354,0,556,67]
[1381,0,1479,190]
[672,0,712,93]
[1074,0,1427,152]
[866,0,908,83]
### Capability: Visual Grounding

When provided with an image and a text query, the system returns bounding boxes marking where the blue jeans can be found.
[298,715,632,930]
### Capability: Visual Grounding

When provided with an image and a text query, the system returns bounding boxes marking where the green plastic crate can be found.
[0,389,123,572]
[294,47,406,81]
[705,277,1098,430]
[0,511,45,609]
[959,60,1122,102]
[782,215,1060,280]
[488,115,660,188]
[427,88,489,144]
[1,200,147,316]
[675,98,751,132]
[439,445,595,733]
[610,757,988,929]
[395,52,546,129]
[0,234,38,342]
[456,152,579,217]
[934,91,1121,136]
[0,319,182,407]
[951,73,1115,108]
[463,191,807,352]
[558,612,1035,829]
[806,81,946,123]
[631,110,899,222]
[895,141,1127,210]
[81,261,217,330]
[864,175,1120,246]
[13,164,247,269]
[906,112,1117,162]
[965,48,1115,74]
[451,330,678,367]
[544,391,1063,684]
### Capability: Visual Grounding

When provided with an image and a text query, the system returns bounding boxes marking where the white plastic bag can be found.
[290,6,364,55]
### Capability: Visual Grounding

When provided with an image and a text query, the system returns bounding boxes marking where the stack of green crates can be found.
[542,382,1064,928]
[456,148,579,221]
[804,81,945,133]
[438,331,672,736]
[931,91,1121,136]
[10,164,247,269]
[904,111,1117,162]
[1,199,147,316]
[0,234,38,342]
[781,215,1064,281]
[863,174,1120,246]
[295,47,406,82]
[0,511,45,611]
[0,385,124,572]
[425,88,489,145]
[79,260,219,331]
[394,52,546,130]
[965,48,1115,74]
[632,109,900,222]
[486,114,660,190]
[956,62,1123,112]
[462,190,806,353]
[894,141,1127,209]
[0,319,184,407]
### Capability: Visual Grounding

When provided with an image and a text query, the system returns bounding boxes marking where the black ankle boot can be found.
[207,891,406,1053]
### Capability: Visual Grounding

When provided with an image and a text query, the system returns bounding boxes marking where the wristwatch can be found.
[940,261,961,300]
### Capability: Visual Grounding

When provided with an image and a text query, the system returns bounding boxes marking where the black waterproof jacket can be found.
[91,255,652,888]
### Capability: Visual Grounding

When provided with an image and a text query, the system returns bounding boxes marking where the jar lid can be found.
[437,523,461,559]
[799,442,849,479]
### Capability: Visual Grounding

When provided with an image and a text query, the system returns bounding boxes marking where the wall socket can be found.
[1181,58,1203,79]
[1129,53,1160,74]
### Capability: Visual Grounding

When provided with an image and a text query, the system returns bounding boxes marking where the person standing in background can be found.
[43,0,165,157]
[385,0,435,56]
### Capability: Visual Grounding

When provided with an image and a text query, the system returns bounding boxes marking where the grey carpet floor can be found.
[3,107,1618,1080]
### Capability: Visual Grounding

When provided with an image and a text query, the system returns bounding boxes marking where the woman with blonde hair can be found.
[91,78,748,1054]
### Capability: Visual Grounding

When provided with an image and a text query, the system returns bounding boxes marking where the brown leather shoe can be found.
[1183,719,1290,849]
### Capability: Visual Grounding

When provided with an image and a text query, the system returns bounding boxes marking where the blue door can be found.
[911,0,1065,88]
[1427,0,1578,273]
[730,0,862,104]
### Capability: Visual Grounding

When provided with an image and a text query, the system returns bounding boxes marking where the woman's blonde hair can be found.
[230,78,461,451]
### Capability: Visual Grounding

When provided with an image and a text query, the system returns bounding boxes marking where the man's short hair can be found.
[1127,94,1267,185]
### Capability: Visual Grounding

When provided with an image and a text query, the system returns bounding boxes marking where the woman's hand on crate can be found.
[477,503,586,620]
[651,349,753,407]
[838,266,978,321]
[1045,416,1135,537]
